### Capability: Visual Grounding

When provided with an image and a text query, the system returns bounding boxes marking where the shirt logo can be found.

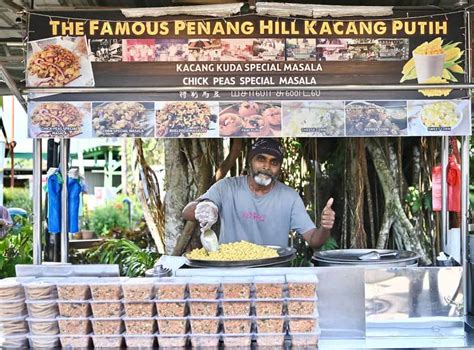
[242,211,266,222]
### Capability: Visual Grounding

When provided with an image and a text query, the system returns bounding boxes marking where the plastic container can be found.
[59,334,91,348]
[255,316,286,333]
[155,278,187,300]
[189,333,220,348]
[26,299,58,319]
[188,299,219,317]
[221,276,253,299]
[91,317,123,335]
[123,278,156,301]
[57,317,91,335]
[57,279,92,300]
[255,332,286,347]
[0,316,28,335]
[0,299,26,318]
[26,317,59,335]
[57,300,91,318]
[156,316,187,334]
[221,316,253,334]
[187,277,220,299]
[27,334,60,348]
[90,300,123,318]
[124,300,156,317]
[221,299,251,316]
[155,299,187,317]
[156,333,187,347]
[123,316,157,335]
[254,276,285,299]
[0,280,24,300]
[287,316,319,333]
[286,298,318,316]
[92,334,123,348]
[24,280,57,301]
[254,298,284,316]
[124,333,156,348]
[285,274,318,298]
[290,329,321,348]
[89,278,125,300]
[189,316,220,334]
[221,333,252,347]
[0,333,28,348]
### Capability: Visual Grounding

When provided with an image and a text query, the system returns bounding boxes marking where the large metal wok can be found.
[184,245,296,268]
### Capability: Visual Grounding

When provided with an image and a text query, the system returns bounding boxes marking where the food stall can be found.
[0,2,472,348]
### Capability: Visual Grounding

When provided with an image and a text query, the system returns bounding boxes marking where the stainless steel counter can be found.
[177,265,467,348]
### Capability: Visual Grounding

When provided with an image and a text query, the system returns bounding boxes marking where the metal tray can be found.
[184,245,296,268]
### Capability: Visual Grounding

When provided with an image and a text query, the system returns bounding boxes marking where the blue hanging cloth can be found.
[47,170,62,234]
[68,176,82,234]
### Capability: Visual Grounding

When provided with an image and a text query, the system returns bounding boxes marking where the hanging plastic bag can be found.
[432,138,461,213]
[432,165,442,211]
[447,155,461,212]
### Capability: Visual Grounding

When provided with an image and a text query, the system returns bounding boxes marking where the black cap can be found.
[248,138,284,164]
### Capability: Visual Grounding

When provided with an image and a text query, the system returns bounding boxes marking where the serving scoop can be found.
[358,251,399,260]
[200,228,219,253]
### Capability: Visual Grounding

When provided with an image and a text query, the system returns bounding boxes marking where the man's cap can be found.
[248,138,284,163]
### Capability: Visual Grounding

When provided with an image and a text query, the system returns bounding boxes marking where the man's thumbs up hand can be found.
[321,198,335,230]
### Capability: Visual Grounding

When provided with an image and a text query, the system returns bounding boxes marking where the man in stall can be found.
[182,138,335,249]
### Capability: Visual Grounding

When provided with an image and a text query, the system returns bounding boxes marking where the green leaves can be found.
[90,238,158,277]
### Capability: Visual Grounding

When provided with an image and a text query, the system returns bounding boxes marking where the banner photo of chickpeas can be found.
[92,102,155,137]
[282,101,345,137]
[345,101,408,136]
[27,36,94,87]
[219,101,281,137]
[407,100,470,136]
[28,102,92,138]
[155,101,219,138]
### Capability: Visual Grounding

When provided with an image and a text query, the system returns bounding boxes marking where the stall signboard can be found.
[26,10,471,138]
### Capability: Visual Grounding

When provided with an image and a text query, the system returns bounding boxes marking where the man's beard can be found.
[250,168,276,187]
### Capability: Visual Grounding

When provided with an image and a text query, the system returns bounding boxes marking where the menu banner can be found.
[27,99,471,138]
[27,11,467,100]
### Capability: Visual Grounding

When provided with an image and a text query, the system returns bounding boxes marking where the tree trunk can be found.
[164,139,192,255]
[349,139,367,248]
[366,139,431,265]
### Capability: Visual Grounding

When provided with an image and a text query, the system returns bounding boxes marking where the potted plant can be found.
[81,213,95,240]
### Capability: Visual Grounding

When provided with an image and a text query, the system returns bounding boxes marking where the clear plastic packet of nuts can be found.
[0,279,25,300]
[285,274,318,298]
[26,299,59,319]
[90,317,124,335]
[57,278,96,300]
[189,333,221,348]
[254,275,285,299]
[89,277,128,301]
[123,278,158,301]
[0,299,27,318]
[188,316,220,334]
[57,300,91,318]
[187,277,221,300]
[156,333,187,348]
[290,328,321,348]
[287,315,319,333]
[220,299,252,317]
[155,278,188,300]
[188,299,219,317]
[286,297,319,317]
[124,333,157,348]
[221,276,253,299]
[90,299,123,318]
[254,298,285,317]
[155,299,187,318]
[255,332,287,347]
[24,279,58,301]
[124,300,156,318]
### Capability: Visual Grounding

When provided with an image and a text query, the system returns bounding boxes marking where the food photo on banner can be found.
[27,35,94,87]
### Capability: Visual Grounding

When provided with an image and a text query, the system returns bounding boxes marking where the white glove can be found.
[195,201,218,231]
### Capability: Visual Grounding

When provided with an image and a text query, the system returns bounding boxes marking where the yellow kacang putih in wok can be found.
[186,240,278,261]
